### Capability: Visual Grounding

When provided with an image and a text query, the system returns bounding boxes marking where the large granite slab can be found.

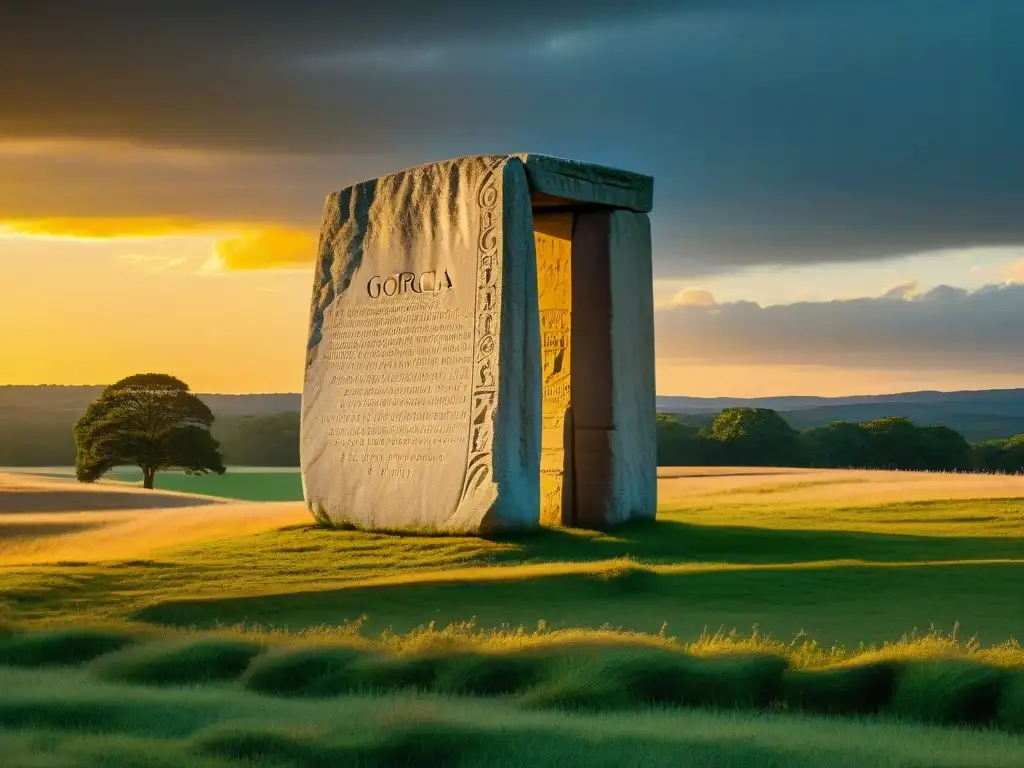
[301,154,654,533]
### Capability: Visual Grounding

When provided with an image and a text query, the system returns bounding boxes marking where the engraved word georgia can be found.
[367,270,454,299]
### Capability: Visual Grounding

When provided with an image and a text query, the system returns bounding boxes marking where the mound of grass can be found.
[240,645,372,697]
[781,661,902,715]
[888,660,1011,725]
[242,644,549,699]
[0,693,214,738]
[192,720,485,768]
[997,672,1024,732]
[0,697,146,734]
[191,725,348,767]
[0,626,138,667]
[350,653,448,692]
[357,721,487,767]
[585,560,661,594]
[519,671,623,710]
[91,638,262,686]
[520,647,787,711]
[434,650,550,695]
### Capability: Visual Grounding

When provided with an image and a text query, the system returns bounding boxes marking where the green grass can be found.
[103,468,304,501]
[6,503,1024,646]
[0,625,139,666]
[3,665,1024,767]
[5,470,1024,761]
[91,637,264,686]
[1,623,1023,732]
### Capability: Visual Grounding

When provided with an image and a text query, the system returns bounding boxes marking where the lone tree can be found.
[74,373,225,489]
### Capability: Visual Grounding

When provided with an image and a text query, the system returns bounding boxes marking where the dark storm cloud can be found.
[3,0,1024,272]
[656,283,1024,372]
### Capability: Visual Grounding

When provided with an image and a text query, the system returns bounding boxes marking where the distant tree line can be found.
[657,408,1024,473]
[3,402,1023,474]
[0,411,301,468]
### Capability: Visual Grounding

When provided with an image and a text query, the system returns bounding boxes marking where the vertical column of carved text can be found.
[534,212,574,526]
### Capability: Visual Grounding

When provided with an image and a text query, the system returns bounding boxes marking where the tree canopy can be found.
[657,410,1021,474]
[74,373,225,489]
[703,407,805,466]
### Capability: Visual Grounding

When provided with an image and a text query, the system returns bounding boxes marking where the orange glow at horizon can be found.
[2,232,1022,396]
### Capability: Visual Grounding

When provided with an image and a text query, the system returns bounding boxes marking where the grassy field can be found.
[5,663,1024,768]
[3,468,1024,646]
[13,465,305,502]
[2,467,1024,764]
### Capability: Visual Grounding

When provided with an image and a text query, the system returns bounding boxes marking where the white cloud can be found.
[671,287,717,307]
[116,253,190,273]
[655,283,1024,373]
[1010,260,1024,284]
[880,279,919,300]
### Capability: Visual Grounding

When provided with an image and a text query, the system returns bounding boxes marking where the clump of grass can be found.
[780,661,903,715]
[0,626,138,667]
[90,638,263,686]
[434,651,550,695]
[888,660,1011,725]
[354,721,487,767]
[997,671,1024,732]
[520,647,787,711]
[240,645,372,697]
[517,672,622,711]
[585,557,660,594]
[351,653,448,692]
[192,725,345,767]
[191,721,485,768]
[144,619,1024,674]
[0,698,141,733]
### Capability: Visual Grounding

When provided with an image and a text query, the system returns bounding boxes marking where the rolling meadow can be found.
[2,466,1024,766]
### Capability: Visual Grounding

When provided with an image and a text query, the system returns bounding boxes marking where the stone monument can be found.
[301,154,655,533]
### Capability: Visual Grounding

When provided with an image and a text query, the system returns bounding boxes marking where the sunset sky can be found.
[2,1,1023,397]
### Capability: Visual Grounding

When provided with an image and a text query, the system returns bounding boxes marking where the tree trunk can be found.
[142,466,155,489]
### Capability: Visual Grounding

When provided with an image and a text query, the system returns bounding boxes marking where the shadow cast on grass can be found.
[483,518,1024,568]
[133,560,1024,646]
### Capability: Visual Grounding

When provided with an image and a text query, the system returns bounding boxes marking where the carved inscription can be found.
[534,212,574,525]
[319,291,474,465]
[457,167,503,505]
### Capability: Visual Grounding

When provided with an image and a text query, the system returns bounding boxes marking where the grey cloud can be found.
[0,146,428,226]
[2,1,1024,272]
[656,283,1024,372]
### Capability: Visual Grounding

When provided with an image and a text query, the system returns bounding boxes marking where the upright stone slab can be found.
[301,153,655,533]
[570,210,657,527]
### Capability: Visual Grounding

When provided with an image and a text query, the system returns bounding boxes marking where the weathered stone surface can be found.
[605,209,658,524]
[519,154,654,213]
[301,156,540,533]
[301,153,654,533]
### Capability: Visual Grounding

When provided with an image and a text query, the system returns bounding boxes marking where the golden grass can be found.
[5,466,1024,568]
[4,466,1024,650]
[0,471,308,565]
[658,467,1024,538]
[659,466,1024,507]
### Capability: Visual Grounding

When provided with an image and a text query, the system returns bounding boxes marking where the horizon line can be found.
[3,384,1022,400]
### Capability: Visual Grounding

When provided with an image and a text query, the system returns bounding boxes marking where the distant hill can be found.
[0,386,301,467]
[657,389,1024,442]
